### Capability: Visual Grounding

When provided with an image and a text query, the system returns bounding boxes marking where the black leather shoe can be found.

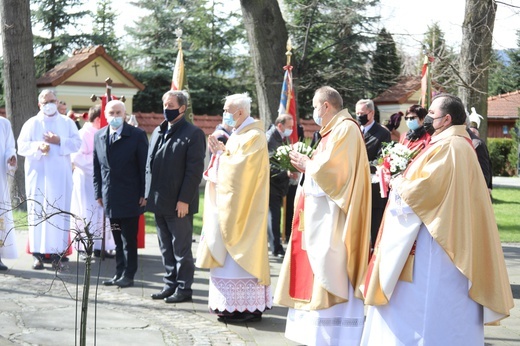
[32,258,44,270]
[102,275,121,286]
[164,292,192,303]
[115,277,134,288]
[274,248,285,259]
[0,260,8,271]
[151,288,175,300]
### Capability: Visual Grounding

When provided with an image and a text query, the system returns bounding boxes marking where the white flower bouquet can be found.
[271,141,315,173]
[377,142,419,197]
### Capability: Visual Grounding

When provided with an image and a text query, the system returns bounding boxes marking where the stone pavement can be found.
[1,230,520,346]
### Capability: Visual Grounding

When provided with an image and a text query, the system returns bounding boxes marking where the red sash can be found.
[289,190,314,300]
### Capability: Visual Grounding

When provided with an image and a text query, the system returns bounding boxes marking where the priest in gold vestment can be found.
[361,94,514,345]
[274,86,372,345]
[196,93,271,323]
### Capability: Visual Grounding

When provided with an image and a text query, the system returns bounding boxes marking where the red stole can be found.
[289,189,314,300]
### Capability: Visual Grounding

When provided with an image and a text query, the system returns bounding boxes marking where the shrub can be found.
[488,138,517,176]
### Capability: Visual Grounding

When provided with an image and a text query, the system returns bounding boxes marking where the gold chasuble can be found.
[274,109,371,310]
[196,120,270,286]
[363,125,513,324]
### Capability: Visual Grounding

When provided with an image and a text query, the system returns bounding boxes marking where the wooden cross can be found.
[92,62,100,77]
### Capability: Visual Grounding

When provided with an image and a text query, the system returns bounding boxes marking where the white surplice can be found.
[361,192,484,346]
[283,176,365,346]
[17,111,81,254]
[70,122,114,252]
[0,117,18,259]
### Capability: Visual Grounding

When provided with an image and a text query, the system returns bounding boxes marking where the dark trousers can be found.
[268,192,284,254]
[110,216,139,280]
[284,184,298,241]
[371,183,388,249]
[154,214,194,295]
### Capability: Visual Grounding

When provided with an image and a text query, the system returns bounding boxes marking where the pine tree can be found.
[281,0,379,112]
[91,0,120,61]
[125,0,253,114]
[422,23,458,94]
[32,0,90,76]
[370,28,401,96]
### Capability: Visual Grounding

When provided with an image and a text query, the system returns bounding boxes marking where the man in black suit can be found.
[355,99,391,249]
[93,100,148,288]
[146,90,206,303]
[266,114,294,258]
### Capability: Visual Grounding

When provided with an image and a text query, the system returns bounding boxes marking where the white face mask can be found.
[42,103,58,116]
[313,108,322,126]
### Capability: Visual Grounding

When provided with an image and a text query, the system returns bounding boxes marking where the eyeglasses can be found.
[404,116,417,120]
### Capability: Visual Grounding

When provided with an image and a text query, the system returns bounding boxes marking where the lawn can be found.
[492,188,520,242]
[10,187,520,242]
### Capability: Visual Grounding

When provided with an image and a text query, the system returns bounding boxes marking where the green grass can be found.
[492,188,520,242]
[10,188,519,242]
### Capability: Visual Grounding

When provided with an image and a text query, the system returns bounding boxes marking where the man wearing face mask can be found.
[265,114,294,258]
[17,89,81,270]
[362,94,513,345]
[355,99,391,250]
[93,100,148,288]
[197,93,272,323]
[145,90,206,303]
[274,87,371,345]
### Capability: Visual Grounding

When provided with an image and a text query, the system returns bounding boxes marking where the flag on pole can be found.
[420,55,434,109]
[278,39,298,144]
[171,28,193,123]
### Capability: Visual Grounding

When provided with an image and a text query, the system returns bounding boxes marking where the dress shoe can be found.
[151,288,175,300]
[217,312,262,323]
[102,275,121,286]
[32,258,44,270]
[0,260,8,271]
[164,292,192,303]
[115,277,134,288]
[274,248,285,259]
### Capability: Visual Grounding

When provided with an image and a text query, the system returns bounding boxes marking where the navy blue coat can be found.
[93,122,149,219]
[145,118,206,216]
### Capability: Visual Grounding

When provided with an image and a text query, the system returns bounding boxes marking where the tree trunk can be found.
[240,0,288,127]
[458,0,496,142]
[0,0,39,207]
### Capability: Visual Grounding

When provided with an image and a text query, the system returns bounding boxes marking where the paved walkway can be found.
[1,229,520,345]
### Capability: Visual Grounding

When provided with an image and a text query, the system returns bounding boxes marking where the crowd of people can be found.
[0,87,513,345]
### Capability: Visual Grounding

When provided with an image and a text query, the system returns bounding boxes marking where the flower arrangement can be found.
[271,140,315,173]
[377,142,419,197]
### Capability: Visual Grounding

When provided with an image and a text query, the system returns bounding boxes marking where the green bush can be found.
[488,138,517,176]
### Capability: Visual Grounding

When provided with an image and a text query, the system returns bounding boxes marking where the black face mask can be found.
[164,108,181,122]
[357,114,369,126]
[423,115,436,135]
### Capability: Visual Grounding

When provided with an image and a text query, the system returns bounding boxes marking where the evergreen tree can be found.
[488,50,514,96]
[125,0,254,115]
[422,22,458,94]
[282,0,380,113]
[370,28,401,96]
[504,30,520,92]
[91,0,120,61]
[32,0,90,76]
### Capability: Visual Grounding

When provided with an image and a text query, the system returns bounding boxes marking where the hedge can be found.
[488,138,518,176]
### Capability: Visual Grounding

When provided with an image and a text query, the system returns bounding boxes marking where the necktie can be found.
[110,132,117,145]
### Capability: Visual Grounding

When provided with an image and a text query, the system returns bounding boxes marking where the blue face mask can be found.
[406,118,420,131]
[107,116,124,129]
[164,108,181,122]
[283,128,293,138]
[223,111,237,127]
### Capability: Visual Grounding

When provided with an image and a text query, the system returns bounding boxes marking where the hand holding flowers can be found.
[377,142,418,198]
[271,141,315,174]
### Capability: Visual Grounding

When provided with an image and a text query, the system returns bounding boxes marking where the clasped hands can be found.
[289,150,309,173]
[39,131,60,154]
[207,135,225,155]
